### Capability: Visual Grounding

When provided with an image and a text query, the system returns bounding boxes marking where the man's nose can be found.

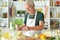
[27,8,30,11]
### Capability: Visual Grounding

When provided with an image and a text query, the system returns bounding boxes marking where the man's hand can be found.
[16,26,20,30]
[22,26,29,31]
[15,25,22,30]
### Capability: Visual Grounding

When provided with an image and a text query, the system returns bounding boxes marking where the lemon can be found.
[38,8,43,12]
[2,32,11,39]
[18,0,22,2]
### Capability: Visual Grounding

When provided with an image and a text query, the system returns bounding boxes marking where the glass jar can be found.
[3,12,7,18]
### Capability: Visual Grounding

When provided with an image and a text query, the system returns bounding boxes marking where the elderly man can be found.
[16,0,44,37]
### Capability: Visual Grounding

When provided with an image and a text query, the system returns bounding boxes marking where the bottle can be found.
[3,12,7,18]
[53,1,55,7]
[12,3,16,17]
[0,0,2,7]
[10,22,13,30]
[50,0,53,6]
[13,0,17,1]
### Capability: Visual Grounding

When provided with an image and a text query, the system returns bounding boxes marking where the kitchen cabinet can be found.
[50,0,60,29]
[0,0,8,7]
[0,27,60,40]
[0,0,8,28]
[50,0,60,7]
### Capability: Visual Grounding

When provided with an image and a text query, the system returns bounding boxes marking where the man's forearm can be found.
[28,25,44,31]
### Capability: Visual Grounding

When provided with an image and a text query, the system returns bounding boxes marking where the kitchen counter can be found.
[0,27,60,40]
[0,27,40,40]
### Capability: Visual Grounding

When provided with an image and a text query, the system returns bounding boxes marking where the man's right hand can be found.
[15,25,20,30]
[22,26,29,31]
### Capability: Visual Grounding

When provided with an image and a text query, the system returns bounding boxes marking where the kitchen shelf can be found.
[0,1,8,7]
[0,0,9,28]
[50,18,59,19]
[50,8,60,19]
[0,18,8,20]
[0,7,7,8]
[50,0,60,29]
[50,6,60,8]
[15,17,24,19]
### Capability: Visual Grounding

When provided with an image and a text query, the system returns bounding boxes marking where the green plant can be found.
[15,19,23,26]
[17,11,21,14]
[22,11,25,14]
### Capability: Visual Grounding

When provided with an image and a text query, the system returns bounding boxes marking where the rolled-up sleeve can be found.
[39,13,44,22]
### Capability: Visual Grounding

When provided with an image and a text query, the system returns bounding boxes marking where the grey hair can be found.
[25,0,35,7]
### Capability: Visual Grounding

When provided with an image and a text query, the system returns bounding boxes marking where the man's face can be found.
[25,4,34,14]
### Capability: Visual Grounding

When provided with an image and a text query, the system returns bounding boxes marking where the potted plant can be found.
[17,10,21,17]
[21,11,25,17]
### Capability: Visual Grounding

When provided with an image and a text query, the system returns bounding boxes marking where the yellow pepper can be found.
[39,34,46,40]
